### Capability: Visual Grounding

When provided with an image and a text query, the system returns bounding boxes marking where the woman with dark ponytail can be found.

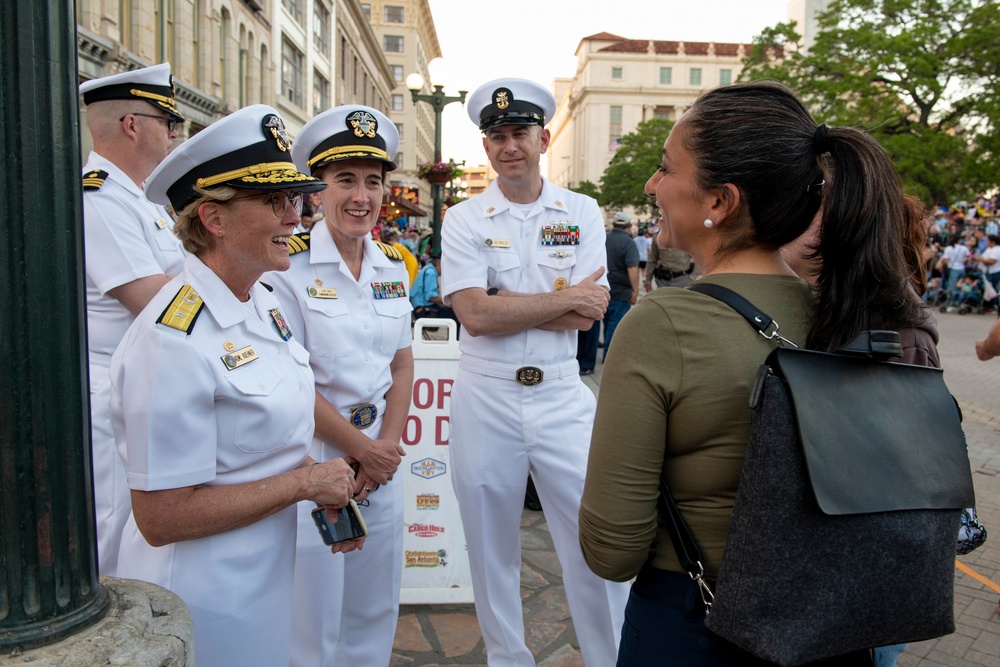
[579,80,913,666]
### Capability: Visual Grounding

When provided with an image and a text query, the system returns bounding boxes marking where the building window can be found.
[361,3,371,20]
[660,67,672,84]
[383,35,404,53]
[395,151,403,166]
[719,69,732,85]
[282,37,304,107]
[391,94,403,111]
[390,65,403,83]
[609,105,622,148]
[353,56,359,95]
[383,5,404,22]
[396,123,403,141]
[314,70,330,111]
[313,2,330,53]
[612,67,622,79]
[690,68,702,86]
[340,36,347,79]
[282,0,303,24]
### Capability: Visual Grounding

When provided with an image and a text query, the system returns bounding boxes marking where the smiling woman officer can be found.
[109,104,357,667]
[264,105,414,667]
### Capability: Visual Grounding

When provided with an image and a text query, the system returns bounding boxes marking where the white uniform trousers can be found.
[89,362,130,576]
[450,363,629,667]
[290,419,405,667]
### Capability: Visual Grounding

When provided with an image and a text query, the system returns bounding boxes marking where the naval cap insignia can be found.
[263,114,291,152]
[347,110,378,139]
[493,88,511,110]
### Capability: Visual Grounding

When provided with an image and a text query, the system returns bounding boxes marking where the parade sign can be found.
[401,319,474,604]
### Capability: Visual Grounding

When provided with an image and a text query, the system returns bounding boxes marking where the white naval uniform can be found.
[82,151,185,576]
[266,223,413,667]
[111,254,315,667]
[441,179,629,666]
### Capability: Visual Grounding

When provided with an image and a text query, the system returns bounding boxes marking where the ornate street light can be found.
[406,72,466,253]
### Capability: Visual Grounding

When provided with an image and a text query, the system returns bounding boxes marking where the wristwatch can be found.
[486,287,499,296]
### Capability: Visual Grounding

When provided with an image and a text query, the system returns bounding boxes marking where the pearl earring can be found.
[704,219,714,228]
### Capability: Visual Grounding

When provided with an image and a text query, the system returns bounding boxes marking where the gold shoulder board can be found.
[82,169,109,191]
[288,233,311,255]
[157,284,204,334]
[375,240,403,261]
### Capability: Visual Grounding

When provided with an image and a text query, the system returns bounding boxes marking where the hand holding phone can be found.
[311,499,368,545]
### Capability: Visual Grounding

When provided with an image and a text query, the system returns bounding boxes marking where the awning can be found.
[383,197,428,218]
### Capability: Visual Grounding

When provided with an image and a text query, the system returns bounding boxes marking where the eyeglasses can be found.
[120,112,181,133]
[232,191,304,218]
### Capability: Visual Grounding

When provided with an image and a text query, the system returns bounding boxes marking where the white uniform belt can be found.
[459,355,579,386]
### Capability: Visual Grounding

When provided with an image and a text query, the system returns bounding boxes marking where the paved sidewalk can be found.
[392,311,1000,666]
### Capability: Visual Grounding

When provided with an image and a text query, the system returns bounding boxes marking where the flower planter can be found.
[425,172,452,184]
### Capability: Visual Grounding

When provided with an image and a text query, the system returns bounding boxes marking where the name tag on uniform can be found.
[484,238,511,248]
[154,217,168,229]
[307,286,338,299]
[541,224,580,246]
[221,345,258,370]
[372,281,406,299]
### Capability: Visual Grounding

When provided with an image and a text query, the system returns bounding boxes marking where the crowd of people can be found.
[81,61,988,667]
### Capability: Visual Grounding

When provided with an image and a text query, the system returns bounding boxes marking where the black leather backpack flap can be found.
[767,346,976,515]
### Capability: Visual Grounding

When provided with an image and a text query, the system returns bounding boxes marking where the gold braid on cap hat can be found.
[196,162,306,188]
[308,145,391,167]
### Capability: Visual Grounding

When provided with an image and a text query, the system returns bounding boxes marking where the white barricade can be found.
[400,318,474,604]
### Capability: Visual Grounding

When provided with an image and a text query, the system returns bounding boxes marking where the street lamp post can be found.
[406,72,467,253]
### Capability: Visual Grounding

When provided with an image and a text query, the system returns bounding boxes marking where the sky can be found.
[424,0,793,168]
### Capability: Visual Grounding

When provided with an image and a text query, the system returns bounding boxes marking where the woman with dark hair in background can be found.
[580,80,924,666]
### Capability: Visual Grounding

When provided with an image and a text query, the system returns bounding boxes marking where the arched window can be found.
[260,43,269,102]
[220,7,231,103]
[239,25,247,106]
[154,0,175,65]
[120,0,132,50]
[192,0,203,86]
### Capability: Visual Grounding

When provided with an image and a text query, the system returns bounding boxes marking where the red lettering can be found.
[412,378,433,410]
[437,379,453,409]
[435,415,450,445]
[402,415,421,445]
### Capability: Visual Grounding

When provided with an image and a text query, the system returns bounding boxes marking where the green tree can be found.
[740,0,1000,205]
[569,180,601,201]
[598,117,675,216]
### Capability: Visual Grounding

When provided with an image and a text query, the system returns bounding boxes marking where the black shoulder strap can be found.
[688,282,798,348]
[687,283,774,335]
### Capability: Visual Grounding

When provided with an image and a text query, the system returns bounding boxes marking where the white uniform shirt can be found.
[110,253,315,666]
[441,178,609,366]
[83,151,185,364]
[266,222,412,460]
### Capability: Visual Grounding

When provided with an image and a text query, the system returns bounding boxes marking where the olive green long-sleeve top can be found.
[579,273,815,582]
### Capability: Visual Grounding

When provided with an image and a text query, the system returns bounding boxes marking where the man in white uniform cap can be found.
[440,77,630,666]
[78,63,186,575]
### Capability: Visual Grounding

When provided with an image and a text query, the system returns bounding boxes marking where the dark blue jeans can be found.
[602,299,632,360]
[617,568,873,667]
[576,319,599,371]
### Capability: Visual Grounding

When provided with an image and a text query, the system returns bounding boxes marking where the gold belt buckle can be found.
[350,403,378,429]
[515,366,544,386]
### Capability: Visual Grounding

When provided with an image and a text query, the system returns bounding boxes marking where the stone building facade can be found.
[546,32,751,191]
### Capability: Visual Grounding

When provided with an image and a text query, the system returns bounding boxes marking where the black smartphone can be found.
[311,499,369,545]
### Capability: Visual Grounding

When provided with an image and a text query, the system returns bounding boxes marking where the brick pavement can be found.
[392,310,1000,666]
